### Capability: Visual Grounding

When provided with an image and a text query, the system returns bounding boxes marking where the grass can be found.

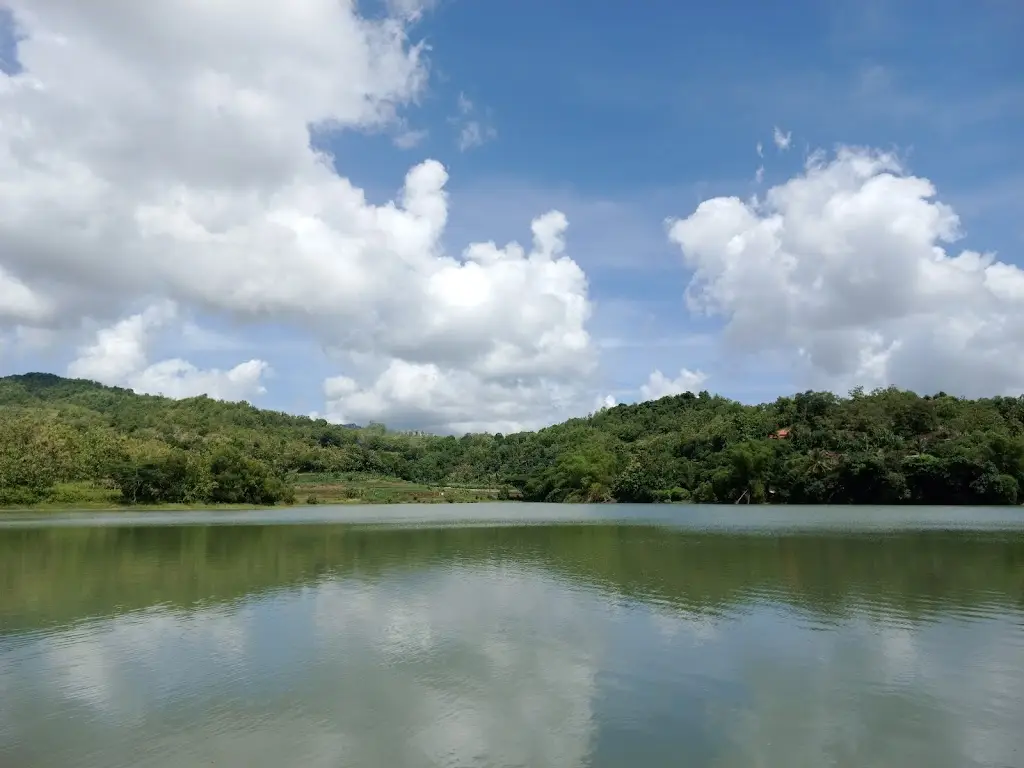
[0,474,516,511]
[293,472,512,505]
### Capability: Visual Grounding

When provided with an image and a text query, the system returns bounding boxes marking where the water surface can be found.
[2,504,1023,767]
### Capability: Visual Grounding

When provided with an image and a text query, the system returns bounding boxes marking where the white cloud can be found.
[68,304,269,402]
[319,209,594,432]
[458,120,497,152]
[0,264,51,324]
[452,92,497,151]
[392,127,428,149]
[596,333,714,351]
[179,322,247,353]
[639,368,708,401]
[772,125,792,150]
[668,146,1024,396]
[0,1,595,432]
[323,361,557,434]
[68,303,175,384]
[130,358,269,402]
[755,165,765,184]
[386,0,437,23]
[756,141,764,158]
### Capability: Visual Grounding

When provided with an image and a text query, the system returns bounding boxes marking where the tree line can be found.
[2,373,1024,506]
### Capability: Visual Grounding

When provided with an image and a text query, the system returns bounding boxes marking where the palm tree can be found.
[729,442,772,503]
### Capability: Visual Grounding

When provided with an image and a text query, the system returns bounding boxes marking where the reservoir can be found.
[2,504,1023,767]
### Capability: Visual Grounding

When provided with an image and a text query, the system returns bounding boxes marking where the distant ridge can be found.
[3,371,1024,507]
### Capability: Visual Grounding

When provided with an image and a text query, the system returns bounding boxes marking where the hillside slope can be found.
[2,373,1024,506]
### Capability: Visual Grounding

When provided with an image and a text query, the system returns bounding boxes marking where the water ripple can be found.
[3,518,1024,767]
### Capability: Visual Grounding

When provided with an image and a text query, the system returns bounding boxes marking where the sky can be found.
[0,0,1021,434]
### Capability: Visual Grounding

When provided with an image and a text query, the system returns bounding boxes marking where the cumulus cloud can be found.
[130,359,269,402]
[668,146,1024,397]
[639,368,708,401]
[68,304,269,402]
[323,360,574,434]
[321,213,591,431]
[0,1,595,431]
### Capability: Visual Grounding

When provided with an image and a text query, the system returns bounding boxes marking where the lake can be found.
[2,504,1023,767]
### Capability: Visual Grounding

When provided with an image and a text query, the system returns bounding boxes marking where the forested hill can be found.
[3,372,1024,507]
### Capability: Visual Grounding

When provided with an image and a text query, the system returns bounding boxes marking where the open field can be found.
[292,472,513,505]
[0,473,515,511]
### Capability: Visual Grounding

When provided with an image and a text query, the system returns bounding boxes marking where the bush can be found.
[111,450,211,504]
[208,448,293,506]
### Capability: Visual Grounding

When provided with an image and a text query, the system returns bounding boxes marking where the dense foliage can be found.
[3,372,1024,506]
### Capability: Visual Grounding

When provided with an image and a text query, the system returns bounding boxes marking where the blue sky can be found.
[1,0,1022,431]
[308,0,1023,409]
[442,0,1022,394]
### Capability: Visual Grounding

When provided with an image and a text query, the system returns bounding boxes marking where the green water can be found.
[2,504,1023,767]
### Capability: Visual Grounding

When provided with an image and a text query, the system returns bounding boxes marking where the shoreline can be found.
[1,477,513,512]
[0,497,505,513]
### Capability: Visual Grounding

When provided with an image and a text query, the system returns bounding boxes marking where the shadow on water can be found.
[3,522,1023,633]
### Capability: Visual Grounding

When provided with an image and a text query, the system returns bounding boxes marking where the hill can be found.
[2,373,1024,507]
